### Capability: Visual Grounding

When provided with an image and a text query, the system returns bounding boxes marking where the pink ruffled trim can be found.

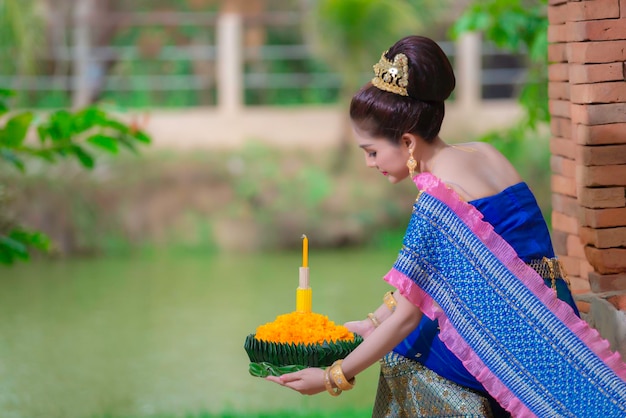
[383,172,626,416]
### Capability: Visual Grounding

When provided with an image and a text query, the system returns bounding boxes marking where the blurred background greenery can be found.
[1,0,550,417]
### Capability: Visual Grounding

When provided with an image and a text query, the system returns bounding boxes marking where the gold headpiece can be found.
[372,51,409,96]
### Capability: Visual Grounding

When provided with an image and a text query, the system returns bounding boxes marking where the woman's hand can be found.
[345,319,375,339]
[265,368,326,395]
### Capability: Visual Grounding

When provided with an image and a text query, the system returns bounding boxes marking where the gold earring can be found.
[406,148,417,177]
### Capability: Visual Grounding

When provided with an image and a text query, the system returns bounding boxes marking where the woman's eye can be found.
[368,151,376,157]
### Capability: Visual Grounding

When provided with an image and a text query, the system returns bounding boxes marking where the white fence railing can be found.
[2,10,527,111]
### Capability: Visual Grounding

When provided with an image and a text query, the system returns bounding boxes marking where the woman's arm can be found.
[344,290,397,338]
[339,292,422,379]
[266,292,422,395]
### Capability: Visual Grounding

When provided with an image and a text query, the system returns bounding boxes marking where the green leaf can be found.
[0,148,26,172]
[47,109,73,141]
[72,107,107,133]
[32,148,56,163]
[9,229,51,252]
[248,362,307,378]
[70,145,95,169]
[36,124,49,144]
[0,235,28,259]
[0,246,15,264]
[0,112,34,147]
[87,134,119,154]
[99,119,130,133]
[131,130,151,144]
[116,136,138,153]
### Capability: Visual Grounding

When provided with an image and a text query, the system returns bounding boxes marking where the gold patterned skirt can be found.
[372,352,498,418]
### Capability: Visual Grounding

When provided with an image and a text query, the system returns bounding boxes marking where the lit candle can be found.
[297,234,312,313]
[302,234,308,268]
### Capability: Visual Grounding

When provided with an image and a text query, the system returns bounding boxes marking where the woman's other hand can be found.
[266,368,326,395]
[345,319,375,339]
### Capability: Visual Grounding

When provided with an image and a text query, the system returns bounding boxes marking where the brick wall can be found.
[548,0,626,315]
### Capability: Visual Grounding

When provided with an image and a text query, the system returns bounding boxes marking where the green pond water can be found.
[0,248,397,418]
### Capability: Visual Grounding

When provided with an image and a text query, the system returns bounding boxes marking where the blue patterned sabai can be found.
[393,192,626,417]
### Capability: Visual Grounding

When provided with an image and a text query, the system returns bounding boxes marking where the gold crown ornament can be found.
[372,51,409,96]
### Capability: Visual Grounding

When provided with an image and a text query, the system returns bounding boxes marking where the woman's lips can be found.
[381,171,388,176]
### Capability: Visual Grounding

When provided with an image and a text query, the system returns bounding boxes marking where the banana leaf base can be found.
[244,333,363,377]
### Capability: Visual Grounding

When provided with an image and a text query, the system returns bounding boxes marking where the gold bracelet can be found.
[324,366,342,396]
[367,312,380,328]
[329,360,355,391]
[383,291,397,312]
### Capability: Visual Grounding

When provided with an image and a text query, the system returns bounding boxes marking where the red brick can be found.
[552,192,579,216]
[574,123,626,145]
[552,229,569,254]
[550,136,577,159]
[548,24,569,43]
[622,0,626,18]
[570,62,626,84]
[589,272,626,292]
[552,174,578,197]
[549,100,571,118]
[567,233,587,258]
[551,153,577,176]
[607,294,626,311]
[549,81,570,100]
[568,0,620,21]
[549,63,570,82]
[570,81,626,104]
[585,246,626,273]
[577,144,626,165]
[553,210,580,234]
[577,164,626,186]
[580,206,626,227]
[557,254,582,277]
[571,103,626,125]
[549,42,569,63]
[567,18,626,41]
[580,226,626,248]
[548,3,569,25]
[579,226,595,246]
[550,117,572,138]
[567,40,626,64]
[579,258,595,283]
[578,186,626,208]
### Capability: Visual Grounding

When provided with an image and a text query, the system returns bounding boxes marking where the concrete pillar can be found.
[216,12,243,114]
[455,32,482,110]
[72,0,94,108]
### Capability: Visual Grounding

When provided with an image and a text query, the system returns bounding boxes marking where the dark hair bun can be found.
[386,36,455,102]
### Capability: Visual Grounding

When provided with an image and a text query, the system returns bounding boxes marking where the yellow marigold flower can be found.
[255,311,354,345]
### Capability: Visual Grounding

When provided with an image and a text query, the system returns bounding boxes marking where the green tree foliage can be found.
[0,90,151,264]
[450,0,549,130]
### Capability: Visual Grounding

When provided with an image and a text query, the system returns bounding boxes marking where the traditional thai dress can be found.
[372,173,626,418]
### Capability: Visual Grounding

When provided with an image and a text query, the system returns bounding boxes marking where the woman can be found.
[267,35,626,417]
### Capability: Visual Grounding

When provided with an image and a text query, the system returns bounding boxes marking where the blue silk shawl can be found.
[384,173,626,417]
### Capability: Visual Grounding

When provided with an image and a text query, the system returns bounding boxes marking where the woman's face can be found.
[352,123,410,184]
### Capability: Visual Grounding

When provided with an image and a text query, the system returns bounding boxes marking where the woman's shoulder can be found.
[434,142,522,201]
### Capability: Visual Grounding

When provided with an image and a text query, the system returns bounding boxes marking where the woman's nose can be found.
[364,155,376,168]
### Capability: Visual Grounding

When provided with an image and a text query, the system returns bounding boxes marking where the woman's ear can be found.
[400,133,420,150]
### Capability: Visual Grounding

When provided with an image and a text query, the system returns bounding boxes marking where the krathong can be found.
[244,235,363,377]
